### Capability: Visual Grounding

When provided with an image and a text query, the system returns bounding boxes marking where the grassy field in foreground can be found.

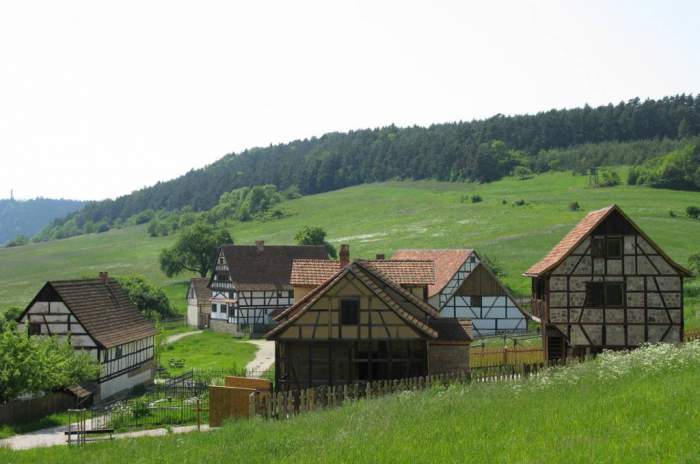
[3,343,699,463]
[1,170,699,326]
[158,331,257,376]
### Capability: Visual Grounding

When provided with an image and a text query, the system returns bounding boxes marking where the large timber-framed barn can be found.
[268,260,472,391]
[16,273,157,402]
[393,249,528,337]
[209,241,328,334]
[524,205,691,360]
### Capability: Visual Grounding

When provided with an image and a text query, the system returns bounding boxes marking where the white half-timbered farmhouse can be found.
[187,277,212,328]
[16,272,156,402]
[209,241,328,334]
[393,249,529,337]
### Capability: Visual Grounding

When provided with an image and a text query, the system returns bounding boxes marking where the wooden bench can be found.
[65,428,115,441]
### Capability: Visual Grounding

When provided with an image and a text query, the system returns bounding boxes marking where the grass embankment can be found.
[3,343,699,463]
[159,331,257,377]
[1,171,699,325]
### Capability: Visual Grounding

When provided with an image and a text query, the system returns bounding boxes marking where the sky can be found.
[1,0,699,201]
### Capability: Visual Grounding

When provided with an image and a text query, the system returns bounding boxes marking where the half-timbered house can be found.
[393,249,528,337]
[16,273,156,402]
[268,260,472,391]
[524,205,691,360]
[186,277,212,328]
[209,241,328,334]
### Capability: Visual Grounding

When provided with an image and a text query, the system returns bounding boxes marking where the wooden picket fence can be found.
[248,360,575,420]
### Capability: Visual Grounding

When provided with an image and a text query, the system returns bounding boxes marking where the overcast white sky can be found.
[1,0,698,201]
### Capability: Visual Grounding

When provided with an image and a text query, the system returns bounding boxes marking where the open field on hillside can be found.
[3,342,699,463]
[2,171,699,326]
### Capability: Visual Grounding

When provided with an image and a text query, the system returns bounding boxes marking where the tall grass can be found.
[4,342,699,463]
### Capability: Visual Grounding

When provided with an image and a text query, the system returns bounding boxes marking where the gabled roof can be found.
[430,318,472,342]
[392,249,474,297]
[524,204,692,277]
[189,277,211,301]
[217,244,328,291]
[290,259,435,287]
[267,261,444,340]
[22,278,156,348]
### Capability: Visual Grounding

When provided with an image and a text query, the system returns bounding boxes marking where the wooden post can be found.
[248,393,256,419]
[197,398,202,430]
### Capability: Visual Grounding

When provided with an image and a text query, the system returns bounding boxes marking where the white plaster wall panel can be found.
[99,367,154,400]
[647,325,667,343]
[626,293,644,307]
[593,259,605,275]
[428,295,439,308]
[646,293,664,308]
[569,292,585,307]
[497,319,522,330]
[573,238,590,254]
[668,310,682,324]
[626,277,644,291]
[655,277,681,291]
[550,308,567,323]
[605,309,624,323]
[50,323,69,333]
[569,308,582,322]
[49,302,70,313]
[570,277,587,291]
[627,325,644,345]
[187,303,198,327]
[507,306,524,318]
[43,315,68,323]
[637,237,655,254]
[623,235,636,253]
[623,256,636,274]
[607,260,622,275]
[549,292,566,308]
[663,293,681,309]
[606,275,624,282]
[626,309,645,323]
[664,326,680,342]
[550,277,566,291]
[556,256,579,275]
[650,256,675,275]
[570,325,588,345]
[647,310,670,324]
[584,325,602,345]
[636,256,656,274]
[580,308,603,323]
[473,319,495,330]
[606,325,625,345]
[484,307,506,319]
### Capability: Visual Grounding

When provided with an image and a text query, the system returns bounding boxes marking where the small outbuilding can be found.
[187,277,212,328]
[16,272,156,402]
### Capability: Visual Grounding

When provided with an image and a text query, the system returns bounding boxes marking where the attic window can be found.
[340,299,360,325]
[470,296,482,307]
[606,238,622,259]
[591,238,605,258]
[585,282,624,307]
[219,257,225,264]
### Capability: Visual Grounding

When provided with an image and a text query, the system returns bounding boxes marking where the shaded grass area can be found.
[1,171,699,325]
[159,331,257,377]
[0,412,70,440]
[3,343,700,463]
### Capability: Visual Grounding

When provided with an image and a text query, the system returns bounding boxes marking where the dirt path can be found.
[0,422,211,450]
[165,330,202,345]
[245,340,275,377]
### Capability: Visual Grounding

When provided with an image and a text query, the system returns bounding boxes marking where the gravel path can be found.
[245,340,275,377]
[165,330,202,345]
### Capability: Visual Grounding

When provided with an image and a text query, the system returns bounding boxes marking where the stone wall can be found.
[428,342,470,374]
[210,319,243,336]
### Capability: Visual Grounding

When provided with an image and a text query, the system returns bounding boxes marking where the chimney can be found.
[339,244,350,267]
[256,240,264,252]
[375,253,385,260]
[99,272,109,283]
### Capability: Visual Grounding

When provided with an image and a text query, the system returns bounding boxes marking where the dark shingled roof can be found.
[47,278,156,348]
[219,244,328,291]
[430,318,472,342]
[189,277,211,301]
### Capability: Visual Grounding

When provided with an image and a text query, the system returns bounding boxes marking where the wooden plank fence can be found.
[470,346,544,368]
[0,391,77,425]
[248,359,578,421]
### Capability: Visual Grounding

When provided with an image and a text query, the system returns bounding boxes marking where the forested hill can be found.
[0,198,84,245]
[45,94,699,237]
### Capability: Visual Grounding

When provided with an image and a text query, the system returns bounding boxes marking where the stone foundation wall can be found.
[210,319,243,336]
[428,343,470,374]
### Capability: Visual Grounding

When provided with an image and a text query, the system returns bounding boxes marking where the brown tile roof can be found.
[189,277,211,301]
[219,244,328,291]
[267,261,440,339]
[523,204,692,277]
[48,279,156,348]
[392,249,474,297]
[430,318,472,342]
[290,259,435,287]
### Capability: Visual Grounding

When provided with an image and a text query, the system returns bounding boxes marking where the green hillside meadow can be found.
[1,170,699,326]
[2,342,699,463]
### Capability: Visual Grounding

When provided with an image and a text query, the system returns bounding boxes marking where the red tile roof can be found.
[392,249,474,297]
[290,259,435,287]
[524,204,692,277]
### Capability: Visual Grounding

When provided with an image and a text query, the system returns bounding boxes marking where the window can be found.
[585,282,624,307]
[606,238,622,259]
[28,322,41,336]
[211,304,217,313]
[115,346,123,359]
[592,237,622,258]
[534,278,545,300]
[340,299,360,325]
[605,283,624,306]
[591,238,605,258]
[219,256,225,264]
[470,296,482,307]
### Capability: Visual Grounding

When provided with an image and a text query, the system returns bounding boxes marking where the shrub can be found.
[5,234,29,248]
[512,165,533,180]
[569,202,580,212]
[669,210,676,218]
[513,200,526,206]
[689,254,700,275]
[501,199,507,205]
[686,206,700,219]
[599,169,621,187]
[471,195,483,203]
